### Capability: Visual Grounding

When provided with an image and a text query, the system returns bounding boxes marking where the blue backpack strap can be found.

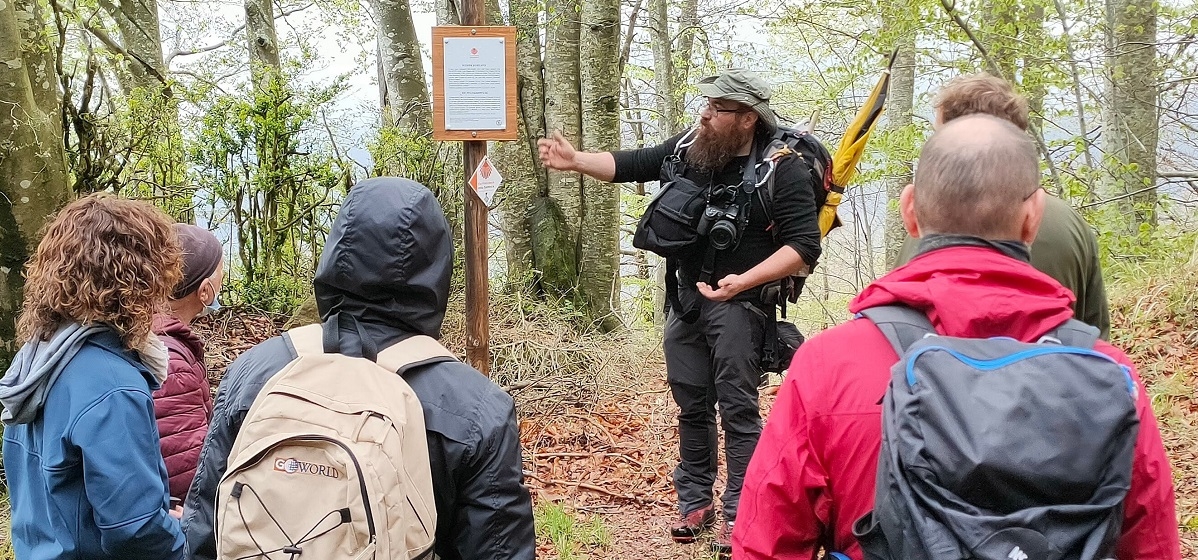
[857,305,937,355]
[1040,319,1101,349]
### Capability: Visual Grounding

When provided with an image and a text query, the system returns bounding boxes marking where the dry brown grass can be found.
[1,490,12,560]
[439,289,666,417]
[1107,242,1198,556]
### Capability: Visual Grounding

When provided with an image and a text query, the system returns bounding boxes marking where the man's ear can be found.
[1020,187,1046,245]
[900,184,921,237]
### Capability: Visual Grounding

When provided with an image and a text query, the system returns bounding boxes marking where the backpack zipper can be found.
[903,345,1135,397]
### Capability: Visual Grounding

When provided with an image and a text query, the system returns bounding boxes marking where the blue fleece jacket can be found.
[2,329,187,560]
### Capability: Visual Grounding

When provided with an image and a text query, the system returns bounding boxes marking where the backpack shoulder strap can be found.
[756,129,799,227]
[673,126,700,157]
[857,305,937,355]
[285,324,459,375]
[284,323,324,355]
[1041,319,1100,349]
[376,335,459,376]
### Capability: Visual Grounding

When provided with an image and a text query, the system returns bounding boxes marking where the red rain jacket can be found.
[733,246,1180,560]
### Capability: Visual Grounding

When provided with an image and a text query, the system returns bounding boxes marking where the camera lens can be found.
[709,220,737,249]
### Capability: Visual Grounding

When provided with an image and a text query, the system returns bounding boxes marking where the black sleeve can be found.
[611,130,689,184]
[181,337,290,560]
[770,154,823,267]
[180,373,235,560]
[451,402,536,560]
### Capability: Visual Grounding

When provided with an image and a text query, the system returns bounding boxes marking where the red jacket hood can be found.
[849,246,1077,342]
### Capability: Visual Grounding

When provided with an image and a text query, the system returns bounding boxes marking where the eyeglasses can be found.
[1022,185,1045,202]
[702,98,747,116]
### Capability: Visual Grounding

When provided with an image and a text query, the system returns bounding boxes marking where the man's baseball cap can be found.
[697,68,778,131]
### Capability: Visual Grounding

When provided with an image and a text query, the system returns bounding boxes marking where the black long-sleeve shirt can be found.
[614,129,823,298]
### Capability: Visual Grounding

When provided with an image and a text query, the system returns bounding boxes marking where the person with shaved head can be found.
[734,115,1179,560]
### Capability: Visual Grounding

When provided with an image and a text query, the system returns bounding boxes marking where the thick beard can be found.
[687,122,753,172]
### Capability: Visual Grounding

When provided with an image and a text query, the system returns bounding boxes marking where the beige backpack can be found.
[215,324,455,560]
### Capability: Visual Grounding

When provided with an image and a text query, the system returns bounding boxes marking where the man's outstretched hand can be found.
[538,131,577,171]
[698,274,750,302]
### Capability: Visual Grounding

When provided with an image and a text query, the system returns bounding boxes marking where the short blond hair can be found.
[18,194,182,350]
[934,73,1029,131]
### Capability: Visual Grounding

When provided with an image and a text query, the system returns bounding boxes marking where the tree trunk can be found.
[673,0,698,127]
[1103,0,1158,232]
[245,0,281,89]
[579,0,621,329]
[1022,0,1048,135]
[101,0,190,221]
[542,0,583,295]
[884,37,916,267]
[437,0,461,25]
[374,0,431,134]
[105,0,165,93]
[648,0,678,135]
[980,0,1018,78]
[496,0,546,286]
[0,0,73,367]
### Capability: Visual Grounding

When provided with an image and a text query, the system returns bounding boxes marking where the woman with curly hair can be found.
[0,193,188,560]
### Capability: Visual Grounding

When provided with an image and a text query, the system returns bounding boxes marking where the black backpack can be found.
[632,126,835,263]
[853,305,1139,560]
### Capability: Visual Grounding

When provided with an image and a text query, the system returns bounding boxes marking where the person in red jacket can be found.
[152,223,224,502]
[733,115,1180,559]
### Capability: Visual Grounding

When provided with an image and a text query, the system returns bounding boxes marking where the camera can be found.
[698,184,741,250]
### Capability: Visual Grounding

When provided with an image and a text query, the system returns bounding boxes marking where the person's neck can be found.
[168,299,201,324]
[736,137,753,156]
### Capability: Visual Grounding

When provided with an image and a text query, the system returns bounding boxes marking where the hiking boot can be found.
[669,504,715,543]
[711,519,733,558]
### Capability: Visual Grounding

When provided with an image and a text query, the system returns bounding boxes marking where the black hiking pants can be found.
[664,297,766,521]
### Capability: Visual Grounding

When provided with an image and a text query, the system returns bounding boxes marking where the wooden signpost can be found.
[431,15,517,377]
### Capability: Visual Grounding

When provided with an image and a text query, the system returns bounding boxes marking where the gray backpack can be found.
[852,306,1139,560]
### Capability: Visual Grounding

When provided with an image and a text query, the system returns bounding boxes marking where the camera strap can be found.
[697,137,759,287]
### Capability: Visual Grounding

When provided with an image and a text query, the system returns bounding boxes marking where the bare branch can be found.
[1079,185,1160,209]
[618,0,645,76]
[937,0,1004,79]
[50,0,172,89]
[164,2,314,66]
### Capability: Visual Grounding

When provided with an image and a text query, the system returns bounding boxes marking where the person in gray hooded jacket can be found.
[181,177,536,560]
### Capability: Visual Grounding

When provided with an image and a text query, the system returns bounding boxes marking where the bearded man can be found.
[538,69,822,556]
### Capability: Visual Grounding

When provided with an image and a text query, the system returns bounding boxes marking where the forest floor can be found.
[191,289,1198,560]
[1,297,1190,559]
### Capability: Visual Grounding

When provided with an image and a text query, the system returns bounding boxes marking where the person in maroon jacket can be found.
[152,224,224,502]
[733,115,1180,559]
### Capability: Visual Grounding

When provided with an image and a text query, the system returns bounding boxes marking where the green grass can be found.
[534,503,611,560]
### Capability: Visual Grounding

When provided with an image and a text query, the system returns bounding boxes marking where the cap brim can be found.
[697,82,725,99]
